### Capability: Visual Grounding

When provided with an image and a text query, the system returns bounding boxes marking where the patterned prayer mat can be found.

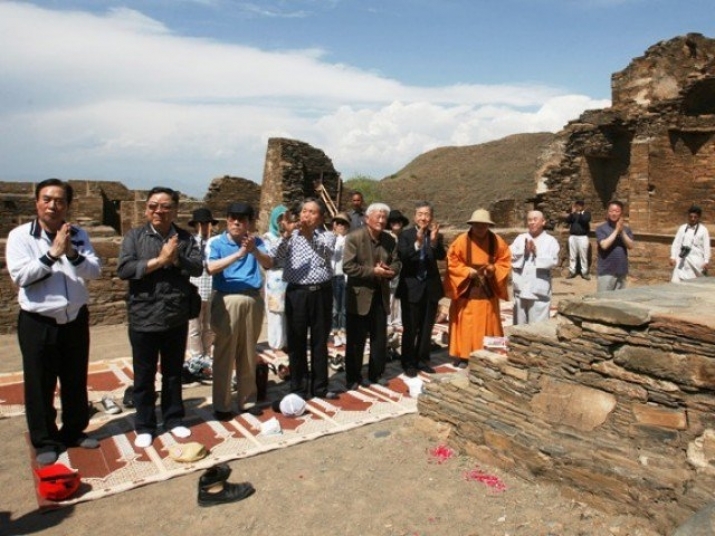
[9,301,523,507]
[29,354,462,508]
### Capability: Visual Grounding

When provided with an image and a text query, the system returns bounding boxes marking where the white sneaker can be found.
[134,433,153,449]
[171,425,191,439]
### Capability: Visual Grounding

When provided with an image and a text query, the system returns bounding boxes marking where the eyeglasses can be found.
[147,202,174,212]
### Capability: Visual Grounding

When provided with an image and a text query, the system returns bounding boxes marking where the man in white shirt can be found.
[670,205,711,282]
[511,210,560,325]
[6,179,102,465]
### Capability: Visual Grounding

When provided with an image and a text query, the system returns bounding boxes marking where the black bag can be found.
[188,284,202,319]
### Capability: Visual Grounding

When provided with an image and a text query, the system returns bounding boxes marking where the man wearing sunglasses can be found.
[118,187,203,449]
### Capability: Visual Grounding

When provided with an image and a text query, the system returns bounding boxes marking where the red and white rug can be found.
[6,301,524,507]
[29,354,462,508]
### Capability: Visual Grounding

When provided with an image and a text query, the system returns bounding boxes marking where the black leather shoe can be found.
[199,463,232,489]
[122,385,135,408]
[453,359,468,369]
[404,367,418,378]
[321,391,340,400]
[241,405,263,416]
[418,364,436,374]
[213,411,235,422]
[198,481,255,507]
[345,382,360,391]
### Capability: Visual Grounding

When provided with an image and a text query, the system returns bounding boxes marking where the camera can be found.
[679,245,692,259]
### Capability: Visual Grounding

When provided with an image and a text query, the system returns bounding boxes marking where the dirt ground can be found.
[0,277,664,536]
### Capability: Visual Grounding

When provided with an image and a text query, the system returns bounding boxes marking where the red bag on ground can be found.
[35,463,80,501]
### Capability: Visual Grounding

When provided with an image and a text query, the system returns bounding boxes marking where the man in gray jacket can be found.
[118,187,203,449]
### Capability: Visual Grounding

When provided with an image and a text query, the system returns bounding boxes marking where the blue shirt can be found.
[596,221,634,277]
[209,232,267,292]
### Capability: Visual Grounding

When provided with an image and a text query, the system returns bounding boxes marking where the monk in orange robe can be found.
[443,209,511,367]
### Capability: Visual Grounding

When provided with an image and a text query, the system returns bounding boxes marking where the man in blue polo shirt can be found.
[207,202,273,420]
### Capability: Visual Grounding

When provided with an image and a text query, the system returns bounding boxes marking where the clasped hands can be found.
[469,264,495,280]
[49,223,78,260]
[157,235,180,267]
[416,223,440,247]
[374,261,396,279]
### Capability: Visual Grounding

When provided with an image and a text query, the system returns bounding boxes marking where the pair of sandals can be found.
[197,463,255,507]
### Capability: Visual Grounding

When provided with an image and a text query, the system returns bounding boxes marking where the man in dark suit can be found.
[343,203,402,390]
[396,201,446,377]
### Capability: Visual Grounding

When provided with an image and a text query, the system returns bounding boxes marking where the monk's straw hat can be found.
[466,209,495,226]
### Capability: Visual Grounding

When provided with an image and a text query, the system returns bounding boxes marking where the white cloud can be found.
[0,2,609,196]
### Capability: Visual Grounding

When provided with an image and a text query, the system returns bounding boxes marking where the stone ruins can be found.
[536,33,715,280]
[422,279,715,533]
[420,33,715,532]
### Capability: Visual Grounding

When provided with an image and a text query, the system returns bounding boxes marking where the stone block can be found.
[615,345,715,389]
[687,429,715,476]
[631,403,687,430]
[530,377,617,432]
[558,299,651,326]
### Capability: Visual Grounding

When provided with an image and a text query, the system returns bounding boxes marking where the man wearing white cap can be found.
[443,209,511,368]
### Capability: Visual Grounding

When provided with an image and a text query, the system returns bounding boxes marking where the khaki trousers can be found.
[210,290,264,412]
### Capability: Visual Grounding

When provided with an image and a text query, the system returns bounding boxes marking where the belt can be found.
[287,281,331,292]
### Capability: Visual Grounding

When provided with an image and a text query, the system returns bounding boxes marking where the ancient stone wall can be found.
[536,34,715,279]
[258,138,341,233]
[204,175,261,227]
[419,279,715,533]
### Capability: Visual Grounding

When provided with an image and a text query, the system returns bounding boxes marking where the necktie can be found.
[417,235,429,281]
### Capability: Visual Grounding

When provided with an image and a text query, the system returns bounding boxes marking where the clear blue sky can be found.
[1,0,712,198]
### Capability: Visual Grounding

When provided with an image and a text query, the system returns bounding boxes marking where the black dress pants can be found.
[18,306,90,453]
[285,283,332,398]
[345,291,387,386]
[400,294,439,370]
[129,323,188,434]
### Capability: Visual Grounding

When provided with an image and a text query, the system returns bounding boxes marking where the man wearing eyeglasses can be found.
[6,178,102,466]
[117,187,203,449]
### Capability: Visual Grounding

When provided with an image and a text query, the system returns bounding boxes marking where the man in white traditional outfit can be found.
[511,210,560,325]
[670,205,710,282]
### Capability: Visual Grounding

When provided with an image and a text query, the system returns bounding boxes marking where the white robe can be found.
[670,224,711,282]
[511,231,560,325]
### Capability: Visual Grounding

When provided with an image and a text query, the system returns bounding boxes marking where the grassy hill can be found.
[375,132,556,226]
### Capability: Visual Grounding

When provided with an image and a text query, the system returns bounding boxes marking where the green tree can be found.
[342,174,383,206]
